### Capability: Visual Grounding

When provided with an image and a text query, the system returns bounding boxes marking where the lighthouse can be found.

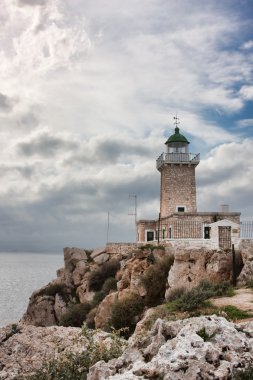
[136,116,240,245]
[156,117,200,218]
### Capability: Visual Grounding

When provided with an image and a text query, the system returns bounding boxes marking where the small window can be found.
[162,228,166,239]
[168,226,172,239]
[146,231,154,242]
[177,206,185,212]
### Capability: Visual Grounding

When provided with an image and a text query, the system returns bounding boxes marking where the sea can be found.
[0,252,63,327]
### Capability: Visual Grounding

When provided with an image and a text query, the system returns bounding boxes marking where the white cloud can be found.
[0,0,253,250]
[239,86,253,100]
[237,119,253,128]
[242,40,253,49]
[197,139,253,216]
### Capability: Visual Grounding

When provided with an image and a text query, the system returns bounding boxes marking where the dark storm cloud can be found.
[0,93,14,112]
[17,133,78,157]
[18,0,47,6]
[0,167,159,252]
[0,164,34,178]
[65,137,153,166]
[99,140,151,161]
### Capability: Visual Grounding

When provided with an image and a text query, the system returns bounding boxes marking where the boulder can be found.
[166,248,232,298]
[95,292,118,329]
[237,240,253,284]
[90,316,253,380]
[129,260,149,296]
[93,253,110,264]
[54,294,67,322]
[91,247,106,259]
[72,260,88,286]
[77,279,95,303]
[22,295,57,327]
[63,247,88,287]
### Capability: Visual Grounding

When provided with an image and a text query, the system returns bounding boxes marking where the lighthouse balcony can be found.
[156,152,200,169]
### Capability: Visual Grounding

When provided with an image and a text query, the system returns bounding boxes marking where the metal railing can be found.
[240,221,253,239]
[156,152,200,169]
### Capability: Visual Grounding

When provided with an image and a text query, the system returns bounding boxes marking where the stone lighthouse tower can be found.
[156,118,200,218]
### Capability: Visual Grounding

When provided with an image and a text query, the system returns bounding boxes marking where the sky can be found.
[0,0,253,252]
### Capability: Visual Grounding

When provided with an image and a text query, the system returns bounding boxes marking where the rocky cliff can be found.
[21,243,247,329]
[1,315,253,379]
[1,241,253,379]
[89,315,253,380]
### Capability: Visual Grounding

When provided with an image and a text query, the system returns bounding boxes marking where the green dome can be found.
[165,127,189,145]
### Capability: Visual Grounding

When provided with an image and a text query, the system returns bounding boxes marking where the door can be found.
[204,226,210,239]
[218,226,231,249]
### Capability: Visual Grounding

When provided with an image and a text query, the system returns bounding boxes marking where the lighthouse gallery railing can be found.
[156,152,200,169]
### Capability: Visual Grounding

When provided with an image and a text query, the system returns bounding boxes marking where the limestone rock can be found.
[63,247,88,286]
[0,324,122,380]
[127,259,149,297]
[90,316,253,380]
[76,276,95,303]
[72,260,88,286]
[91,247,106,259]
[95,292,118,329]
[237,240,253,284]
[166,248,232,298]
[64,247,88,271]
[54,294,67,322]
[93,253,109,264]
[22,295,57,327]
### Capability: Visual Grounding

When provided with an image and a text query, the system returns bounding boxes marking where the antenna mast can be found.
[129,193,138,242]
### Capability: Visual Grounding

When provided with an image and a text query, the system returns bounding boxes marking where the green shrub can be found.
[167,281,234,312]
[21,325,125,380]
[102,277,117,294]
[59,302,91,327]
[36,283,76,303]
[92,291,106,306]
[37,283,67,297]
[233,366,253,379]
[110,294,145,338]
[220,305,252,321]
[142,255,174,307]
[166,287,186,302]
[85,308,97,329]
[89,259,120,291]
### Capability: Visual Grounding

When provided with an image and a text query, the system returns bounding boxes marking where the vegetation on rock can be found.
[88,259,120,291]
[167,280,234,312]
[220,305,252,321]
[109,293,145,338]
[141,255,174,307]
[21,325,125,380]
[233,366,253,380]
[59,302,91,327]
[36,283,76,303]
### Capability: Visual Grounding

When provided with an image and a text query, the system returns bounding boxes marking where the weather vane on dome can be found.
[173,114,180,128]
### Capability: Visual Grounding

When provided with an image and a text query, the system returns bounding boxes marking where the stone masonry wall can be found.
[160,164,197,217]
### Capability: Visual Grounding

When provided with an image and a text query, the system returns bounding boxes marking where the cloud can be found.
[18,0,47,6]
[239,86,253,100]
[17,131,78,157]
[197,139,253,215]
[241,40,253,49]
[0,0,252,251]
[0,93,15,112]
[237,119,253,128]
